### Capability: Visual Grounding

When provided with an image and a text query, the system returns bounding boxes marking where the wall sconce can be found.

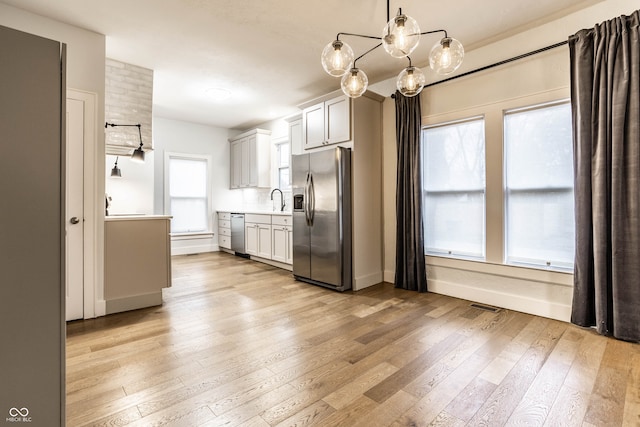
[105,122,145,163]
[110,156,122,178]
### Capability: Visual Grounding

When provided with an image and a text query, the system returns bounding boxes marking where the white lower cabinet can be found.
[272,225,292,263]
[218,212,231,250]
[271,215,293,265]
[245,214,272,259]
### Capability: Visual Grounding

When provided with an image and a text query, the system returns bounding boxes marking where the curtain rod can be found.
[391,40,568,97]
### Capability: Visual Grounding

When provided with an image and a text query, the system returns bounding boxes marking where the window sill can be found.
[425,255,573,287]
[170,232,214,241]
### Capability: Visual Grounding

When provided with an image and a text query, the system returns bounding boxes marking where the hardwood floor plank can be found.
[544,384,590,427]
[351,390,418,427]
[583,338,632,426]
[273,399,335,427]
[623,350,640,426]
[364,333,467,403]
[323,362,399,410]
[63,253,640,427]
[467,320,567,426]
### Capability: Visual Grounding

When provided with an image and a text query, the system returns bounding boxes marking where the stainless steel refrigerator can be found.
[292,147,352,291]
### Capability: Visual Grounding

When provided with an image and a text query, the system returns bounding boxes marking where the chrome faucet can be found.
[270,188,285,211]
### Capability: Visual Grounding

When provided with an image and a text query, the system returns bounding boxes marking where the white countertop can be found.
[218,209,292,216]
[105,214,172,221]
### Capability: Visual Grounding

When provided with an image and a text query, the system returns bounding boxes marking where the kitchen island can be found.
[104,215,172,314]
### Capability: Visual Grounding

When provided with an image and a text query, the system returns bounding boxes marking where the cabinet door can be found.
[230,140,242,189]
[245,223,258,255]
[240,137,250,187]
[257,224,272,259]
[303,102,325,149]
[289,118,303,156]
[325,95,350,144]
[247,134,258,187]
[272,226,287,263]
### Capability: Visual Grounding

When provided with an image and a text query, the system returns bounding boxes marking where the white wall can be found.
[105,153,155,214]
[379,0,636,321]
[152,117,239,254]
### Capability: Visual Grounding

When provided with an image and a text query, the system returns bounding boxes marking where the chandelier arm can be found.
[353,42,383,68]
[419,29,448,38]
[337,32,382,41]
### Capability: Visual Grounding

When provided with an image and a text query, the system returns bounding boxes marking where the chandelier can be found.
[321,1,464,98]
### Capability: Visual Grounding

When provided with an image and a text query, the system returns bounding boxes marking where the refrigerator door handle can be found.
[309,173,315,225]
[304,173,311,225]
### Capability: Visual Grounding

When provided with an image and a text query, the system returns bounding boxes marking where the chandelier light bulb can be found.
[382,11,420,58]
[429,37,464,75]
[397,66,426,97]
[321,40,354,77]
[341,67,368,98]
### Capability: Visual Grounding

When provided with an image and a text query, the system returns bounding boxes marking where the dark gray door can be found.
[0,25,66,426]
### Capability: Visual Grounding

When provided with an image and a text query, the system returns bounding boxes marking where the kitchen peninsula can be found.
[104,215,172,314]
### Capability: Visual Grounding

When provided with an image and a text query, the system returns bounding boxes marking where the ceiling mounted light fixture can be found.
[321,0,464,98]
[105,122,145,163]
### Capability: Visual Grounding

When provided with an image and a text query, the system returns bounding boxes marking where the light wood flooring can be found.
[66,252,640,426]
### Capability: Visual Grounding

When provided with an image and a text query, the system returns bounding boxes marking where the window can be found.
[422,117,486,258]
[504,102,574,269]
[166,154,210,234]
[276,141,290,189]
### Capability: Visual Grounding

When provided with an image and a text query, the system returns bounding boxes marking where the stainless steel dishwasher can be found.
[230,213,246,255]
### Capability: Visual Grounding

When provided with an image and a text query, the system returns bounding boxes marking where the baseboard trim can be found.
[105,292,163,315]
[248,255,293,271]
[171,244,219,256]
[428,278,571,322]
[354,271,383,291]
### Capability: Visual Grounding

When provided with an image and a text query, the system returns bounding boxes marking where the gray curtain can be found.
[394,91,427,292]
[569,10,640,342]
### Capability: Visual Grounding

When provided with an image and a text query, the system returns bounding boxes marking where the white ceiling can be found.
[2,0,602,129]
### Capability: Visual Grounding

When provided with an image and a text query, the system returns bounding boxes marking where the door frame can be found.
[67,88,99,319]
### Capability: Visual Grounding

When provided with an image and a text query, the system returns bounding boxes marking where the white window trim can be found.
[164,151,213,236]
[421,87,572,272]
[503,99,574,272]
[271,135,290,189]
[422,116,487,260]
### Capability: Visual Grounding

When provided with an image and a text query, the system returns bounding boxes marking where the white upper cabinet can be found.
[229,128,271,189]
[302,94,351,150]
[286,114,303,156]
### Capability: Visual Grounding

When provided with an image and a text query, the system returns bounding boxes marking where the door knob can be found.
[70,217,80,224]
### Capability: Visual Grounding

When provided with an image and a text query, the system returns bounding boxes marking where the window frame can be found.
[273,138,291,190]
[164,152,212,236]
[421,115,487,261]
[502,100,574,271]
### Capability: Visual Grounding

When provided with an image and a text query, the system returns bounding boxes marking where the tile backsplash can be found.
[240,188,292,212]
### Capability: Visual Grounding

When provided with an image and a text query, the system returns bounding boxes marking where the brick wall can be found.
[105,58,153,153]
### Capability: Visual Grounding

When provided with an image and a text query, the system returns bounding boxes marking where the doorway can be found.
[66,89,98,321]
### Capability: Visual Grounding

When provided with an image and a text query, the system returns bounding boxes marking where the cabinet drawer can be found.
[219,227,231,237]
[219,235,231,249]
[272,215,292,226]
[245,213,271,224]
[218,212,231,220]
[219,219,231,229]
